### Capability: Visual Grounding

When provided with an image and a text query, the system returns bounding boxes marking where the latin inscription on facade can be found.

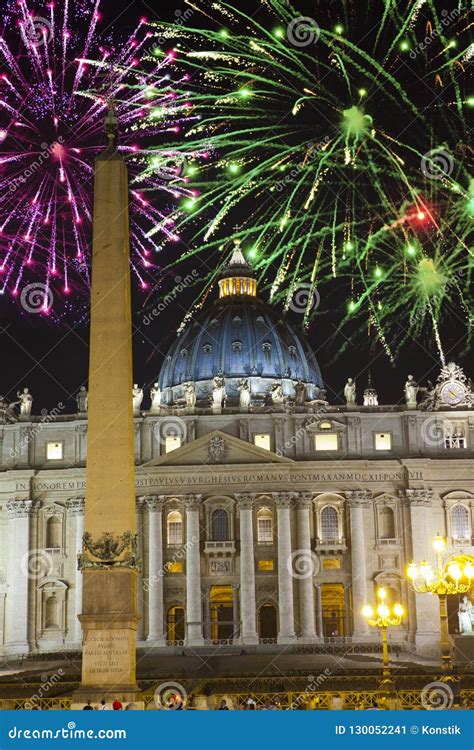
[18,469,423,495]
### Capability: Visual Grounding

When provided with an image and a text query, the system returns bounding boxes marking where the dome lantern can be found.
[218,240,257,298]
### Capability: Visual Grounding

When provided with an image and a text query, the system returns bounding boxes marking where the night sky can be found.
[0,0,470,416]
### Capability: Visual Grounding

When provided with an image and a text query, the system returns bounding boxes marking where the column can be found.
[274,493,296,643]
[146,496,165,645]
[140,421,153,463]
[0,593,6,646]
[346,490,371,637]
[66,498,85,644]
[5,500,36,652]
[296,493,317,641]
[232,583,240,642]
[184,494,204,646]
[202,586,211,641]
[236,494,258,645]
[344,584,351,638]
[400,489,440,656]
[314,583,323,638]
[136,497,145,641]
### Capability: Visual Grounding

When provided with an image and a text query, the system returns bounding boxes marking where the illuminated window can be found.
[375,433,392,451]
[257,508,273,543]
[254,434,271,451]
[258,560,274,571]
[451,505,470,541]
[446,424,467,449]
[46,442,63,460]
[322,558,341,570]
[320,506,339,541]
[211,509,229,541]
[167,510,183,546]
[165,436,181,453]
[167,562,183,574]
[315,433,338,451]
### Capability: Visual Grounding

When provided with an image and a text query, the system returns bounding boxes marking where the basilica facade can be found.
[0,250,473,662]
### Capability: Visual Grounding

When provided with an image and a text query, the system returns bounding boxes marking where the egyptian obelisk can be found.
[72,106,141,707]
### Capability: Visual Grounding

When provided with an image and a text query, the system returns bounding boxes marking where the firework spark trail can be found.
[150,0,472,360]
[0,0,203,317]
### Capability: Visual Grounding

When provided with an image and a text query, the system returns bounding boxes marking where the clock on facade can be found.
[440,381,466,406]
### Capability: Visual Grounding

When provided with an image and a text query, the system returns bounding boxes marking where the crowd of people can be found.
[82,699,138,711]
[79,693,471,711]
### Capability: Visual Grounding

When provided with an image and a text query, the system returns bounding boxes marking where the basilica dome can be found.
[158,244,324,406]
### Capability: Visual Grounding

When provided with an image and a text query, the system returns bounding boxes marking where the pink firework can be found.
[0,0,198,312]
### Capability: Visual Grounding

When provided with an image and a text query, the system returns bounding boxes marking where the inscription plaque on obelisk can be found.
[72,106,141,707]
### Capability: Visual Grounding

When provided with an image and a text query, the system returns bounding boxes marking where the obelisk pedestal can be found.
[72,108,142,708]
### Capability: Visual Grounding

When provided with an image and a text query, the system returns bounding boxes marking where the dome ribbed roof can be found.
[158,299,323,400]
[158,244,323,404]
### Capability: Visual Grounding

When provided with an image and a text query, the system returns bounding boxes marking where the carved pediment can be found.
[373,492,398,506]
[143,430,293,467]
[305,418,347,433]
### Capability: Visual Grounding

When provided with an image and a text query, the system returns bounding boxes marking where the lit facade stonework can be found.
[0,253,473,661]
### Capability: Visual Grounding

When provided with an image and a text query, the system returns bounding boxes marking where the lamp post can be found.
[362,588,404,678]
[407,534,474,670]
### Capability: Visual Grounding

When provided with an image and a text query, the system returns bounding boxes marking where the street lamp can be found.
[362,587,404,678]
[407,534,474,670]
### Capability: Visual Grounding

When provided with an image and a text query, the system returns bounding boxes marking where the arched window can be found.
[211,509,228,541]
[451,505,470,541]
[320,506,339,541]
[167,510,183,546]
[379,507,396,539]
[257,508,273,543]
[45,595,59,628]
[46,517,61,548]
